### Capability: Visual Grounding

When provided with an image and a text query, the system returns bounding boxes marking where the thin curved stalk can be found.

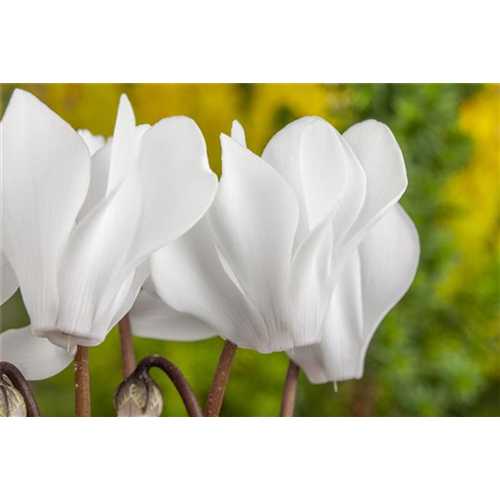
[205,340,237,500]
[118,314,136,378]
[0,361,40,500]
[280,361,300,500]
[75,346,91,500]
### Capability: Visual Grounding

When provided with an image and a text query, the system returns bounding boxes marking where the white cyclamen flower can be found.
[133,117,410,354]
[1,89,217,348]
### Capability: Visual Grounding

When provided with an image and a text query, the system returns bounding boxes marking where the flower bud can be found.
[0,377,28,417]
[114,373,163,417]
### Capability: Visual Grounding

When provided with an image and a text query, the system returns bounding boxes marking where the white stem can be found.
[118,403,160,500]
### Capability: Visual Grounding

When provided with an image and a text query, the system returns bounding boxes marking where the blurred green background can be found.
[1,83,499,417]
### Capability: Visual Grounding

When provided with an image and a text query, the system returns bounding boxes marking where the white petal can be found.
[326,142,366,249]
[101,261,150,336]
[231,120,246,146]
[56,114,217,345]
[78,125,151,222]
[151,216,267,350]
[136,123,151,138]
[1,252,18,305]
[357,204,420,341]
[78,129,106,155]
[77,140,113,221]
[1,89,91,330]
[300,119,365,233]
[55,165,142,342]
[343,120,408,244]
[129,116,218,265]
[130,290,216,341]
[0,326,76,381]
[262,116,318,241]
[210,135,300,351]
[288,251,363,384]
[142,275,159,297]
[263,117,366,246]
[106,94,138,194]
[54,97,145,342]
[46,262,149,348]
[289,217,334,346]
[289,204,420,383]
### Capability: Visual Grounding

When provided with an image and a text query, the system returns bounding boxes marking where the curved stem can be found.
[0,361,40,500]
[118,314,136,378]
[280,360,300,500]
[137,355,203,417]
[205,340,237,500]
[135,355,204,500]
[75,345,91,500]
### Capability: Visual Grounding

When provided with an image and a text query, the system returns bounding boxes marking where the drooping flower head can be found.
[139,117,410,353]
[1,90,217,348]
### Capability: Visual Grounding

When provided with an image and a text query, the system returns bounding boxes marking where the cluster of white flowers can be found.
[1,90,419,412]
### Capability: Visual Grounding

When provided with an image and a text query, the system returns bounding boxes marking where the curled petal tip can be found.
[231,120,246,146]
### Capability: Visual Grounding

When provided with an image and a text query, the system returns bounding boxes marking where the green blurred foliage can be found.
[1,83,498,416]
[300,84,500,417]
